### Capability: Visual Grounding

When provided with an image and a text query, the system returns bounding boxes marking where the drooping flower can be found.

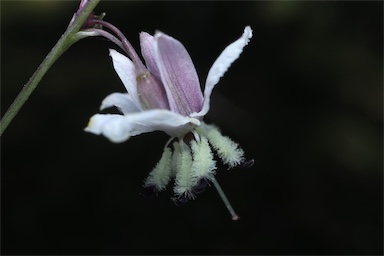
[85,24,253,220]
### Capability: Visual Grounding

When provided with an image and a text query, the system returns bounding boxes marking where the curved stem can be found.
[0,0,100,136]
[87,19,146,71]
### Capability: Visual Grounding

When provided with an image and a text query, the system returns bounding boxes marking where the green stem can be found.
[0,0,100,136]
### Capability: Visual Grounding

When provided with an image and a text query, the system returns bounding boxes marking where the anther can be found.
[192,178,208,195]
[240,158,255,169]
[139,185,157,198]
[171,195,189,206]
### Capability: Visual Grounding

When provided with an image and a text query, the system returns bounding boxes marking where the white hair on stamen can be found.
[201,123,244,169]
[173,141,194,197]
[190,136,216,184]
[144,147,172,191]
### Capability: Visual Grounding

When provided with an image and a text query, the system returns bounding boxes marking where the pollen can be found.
[87,120,92,127]
[136,71,151,83]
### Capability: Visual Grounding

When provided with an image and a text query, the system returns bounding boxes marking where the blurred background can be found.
[1,1,383,255]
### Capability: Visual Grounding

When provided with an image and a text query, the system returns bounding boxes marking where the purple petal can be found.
[154,31,204,116]
[110,48,169,111]
[139,32,161,80]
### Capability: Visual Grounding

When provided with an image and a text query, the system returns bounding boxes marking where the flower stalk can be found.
[0,0,101,136]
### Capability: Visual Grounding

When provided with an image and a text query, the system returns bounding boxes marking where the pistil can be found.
[211,177,240,221]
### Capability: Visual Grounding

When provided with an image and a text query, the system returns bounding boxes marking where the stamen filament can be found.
[192,130,201,142]
[164,137,175,149]
[211,177,239,221]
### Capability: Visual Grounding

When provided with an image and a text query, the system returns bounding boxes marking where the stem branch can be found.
[0,0,100,136]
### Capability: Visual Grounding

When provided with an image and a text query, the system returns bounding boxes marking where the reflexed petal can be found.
[191,26,253,118]
[100,92,140,114]
[84,114,132,143]
[126,109,200,137]
[85,110,200,143]
[154,31,204,116]
[139,32,161,80]
[109,49,142,110]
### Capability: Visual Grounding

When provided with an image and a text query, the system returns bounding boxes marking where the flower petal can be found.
[85,110,200,143]
[100,92,140,114]
[109,49,142,110]
[85,114,132,143]
[154,31,204,116]
[126,109,200,137]
[139,32,161,80]
[191,26,253,118]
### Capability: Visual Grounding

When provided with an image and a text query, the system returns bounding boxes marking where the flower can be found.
[85,26,253,220]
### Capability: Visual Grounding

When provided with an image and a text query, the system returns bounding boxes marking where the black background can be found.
[1,1,383,255]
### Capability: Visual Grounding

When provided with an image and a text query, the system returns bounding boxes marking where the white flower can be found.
[85,26,253,220]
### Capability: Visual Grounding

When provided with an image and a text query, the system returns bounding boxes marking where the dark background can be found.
[1,1,383,255]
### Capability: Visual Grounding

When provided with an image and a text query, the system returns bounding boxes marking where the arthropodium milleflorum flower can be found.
[84,21,253,220]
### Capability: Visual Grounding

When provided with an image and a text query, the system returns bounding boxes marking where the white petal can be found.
[109,49,142,110]
[126,109,200,137]
[85,110,200,143]
[100,92,140,114]
[191,26,253,118]
[84,114,132,143]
